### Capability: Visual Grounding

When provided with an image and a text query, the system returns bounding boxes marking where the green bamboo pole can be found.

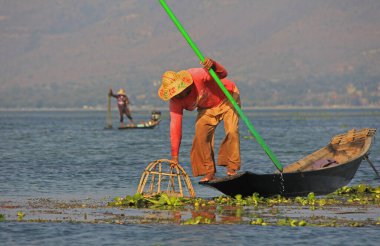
[159,0,283,172]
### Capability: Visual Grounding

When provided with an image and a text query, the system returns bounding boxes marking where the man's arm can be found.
[169,101,184,164]
[202,57,228,79]
[108,89,118,98]
[189,57,228,83]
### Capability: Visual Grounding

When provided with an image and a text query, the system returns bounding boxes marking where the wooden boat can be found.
[200,128,377,197]
[119,111,161,130]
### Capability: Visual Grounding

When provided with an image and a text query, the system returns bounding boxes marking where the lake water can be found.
[1,108,379,245]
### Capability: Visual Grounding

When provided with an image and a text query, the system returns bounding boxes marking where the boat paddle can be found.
[364,154,380,179]
[159,0,283,172]
[106,92,113,129]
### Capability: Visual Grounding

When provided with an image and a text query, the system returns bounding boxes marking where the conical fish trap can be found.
[137,159,196,198]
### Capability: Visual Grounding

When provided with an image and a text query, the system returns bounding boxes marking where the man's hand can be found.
[200,57,213,70]
[170,156,179,168]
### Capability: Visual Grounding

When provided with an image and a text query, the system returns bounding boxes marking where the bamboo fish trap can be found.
[137,159,196,198]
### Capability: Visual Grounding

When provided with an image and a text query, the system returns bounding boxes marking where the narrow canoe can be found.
[118,111,161,130]
[200,128,376,197]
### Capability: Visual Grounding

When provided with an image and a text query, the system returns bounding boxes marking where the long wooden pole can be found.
[106,94,112,128]
[364,155,380,178]
[159,0,283,172]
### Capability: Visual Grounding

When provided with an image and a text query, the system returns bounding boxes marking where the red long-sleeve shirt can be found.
[169,61,236,157]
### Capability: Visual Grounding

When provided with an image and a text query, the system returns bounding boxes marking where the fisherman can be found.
[109,88,134,127]
[158,57,241,182]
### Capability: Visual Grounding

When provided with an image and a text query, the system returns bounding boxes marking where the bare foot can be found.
[227,168,237,176]
[200,173,215,182]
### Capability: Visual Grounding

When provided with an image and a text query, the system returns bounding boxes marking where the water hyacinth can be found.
[250,217,267,226]
[108,184,380,209]
[108,193,149,208]
[108,193,188,209]
[183,216,212,225]
[17,211,25,221]
[106,185,380,227]
[276,218,307,227]
[146,193,185,208]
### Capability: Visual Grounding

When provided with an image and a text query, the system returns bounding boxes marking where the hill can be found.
[1,0,380,108]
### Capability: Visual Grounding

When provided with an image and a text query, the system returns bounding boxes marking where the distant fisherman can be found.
[109,88,134,127]
[158,57,241,182]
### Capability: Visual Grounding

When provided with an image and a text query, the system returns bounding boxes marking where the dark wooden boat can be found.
[118,111,161,130]
[200,128,376,197]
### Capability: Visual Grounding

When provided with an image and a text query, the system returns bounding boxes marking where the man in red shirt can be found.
[158,58,241,182]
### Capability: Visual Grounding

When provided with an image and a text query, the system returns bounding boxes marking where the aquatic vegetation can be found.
[110,184,380,211]
[183,216,212,225]
[276,218,307,227]
[248,216,369,228]
[147,193,185,208]
[331,184,380,206]
[333,184,379,195]
[1,185,378,227]
[17,211,25,221]
[108,193,188,209]
[250,217,268,226]
[0,214,5,222]
[348,222,364,227]
[108,193,149,208]
[104,184,380,227]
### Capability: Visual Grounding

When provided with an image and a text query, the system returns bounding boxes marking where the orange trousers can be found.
[190,91,241,177]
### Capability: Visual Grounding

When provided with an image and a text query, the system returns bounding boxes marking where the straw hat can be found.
[158,70,193,101]
[117,89,126,96]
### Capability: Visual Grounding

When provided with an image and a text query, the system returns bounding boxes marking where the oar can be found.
[106,92,113,129]
[159,0,283,172]
[364,154,380,179]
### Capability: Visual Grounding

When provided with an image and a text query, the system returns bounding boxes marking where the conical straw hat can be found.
[117,89,126,96]
[158,70,193,101]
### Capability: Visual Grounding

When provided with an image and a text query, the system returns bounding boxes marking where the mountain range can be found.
[1,0,380,108]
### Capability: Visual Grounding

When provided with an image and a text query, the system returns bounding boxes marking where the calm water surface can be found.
[1,109,379,245]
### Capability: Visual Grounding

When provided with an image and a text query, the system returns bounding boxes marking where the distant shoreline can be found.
[1,105,380,112]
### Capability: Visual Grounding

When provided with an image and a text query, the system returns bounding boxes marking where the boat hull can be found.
[200,157,364,197]
[118,120,160,130]
[118,124,157,130]
[118,111,161,130]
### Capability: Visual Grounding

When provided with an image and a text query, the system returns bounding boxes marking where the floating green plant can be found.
[110,184,380,210]
[331,184,380,206]
[147,193,185,208]
[250,217,267,226]
[108,193,149,208]
[108,193,189,209]
[183,215,211,225]
[17,211,25,221]
[0,214,5,222]
[349,222,364,227]
[333,184,379,195]
[276,218,307,227]
[106,184,380,227]
[250,217,309,227]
